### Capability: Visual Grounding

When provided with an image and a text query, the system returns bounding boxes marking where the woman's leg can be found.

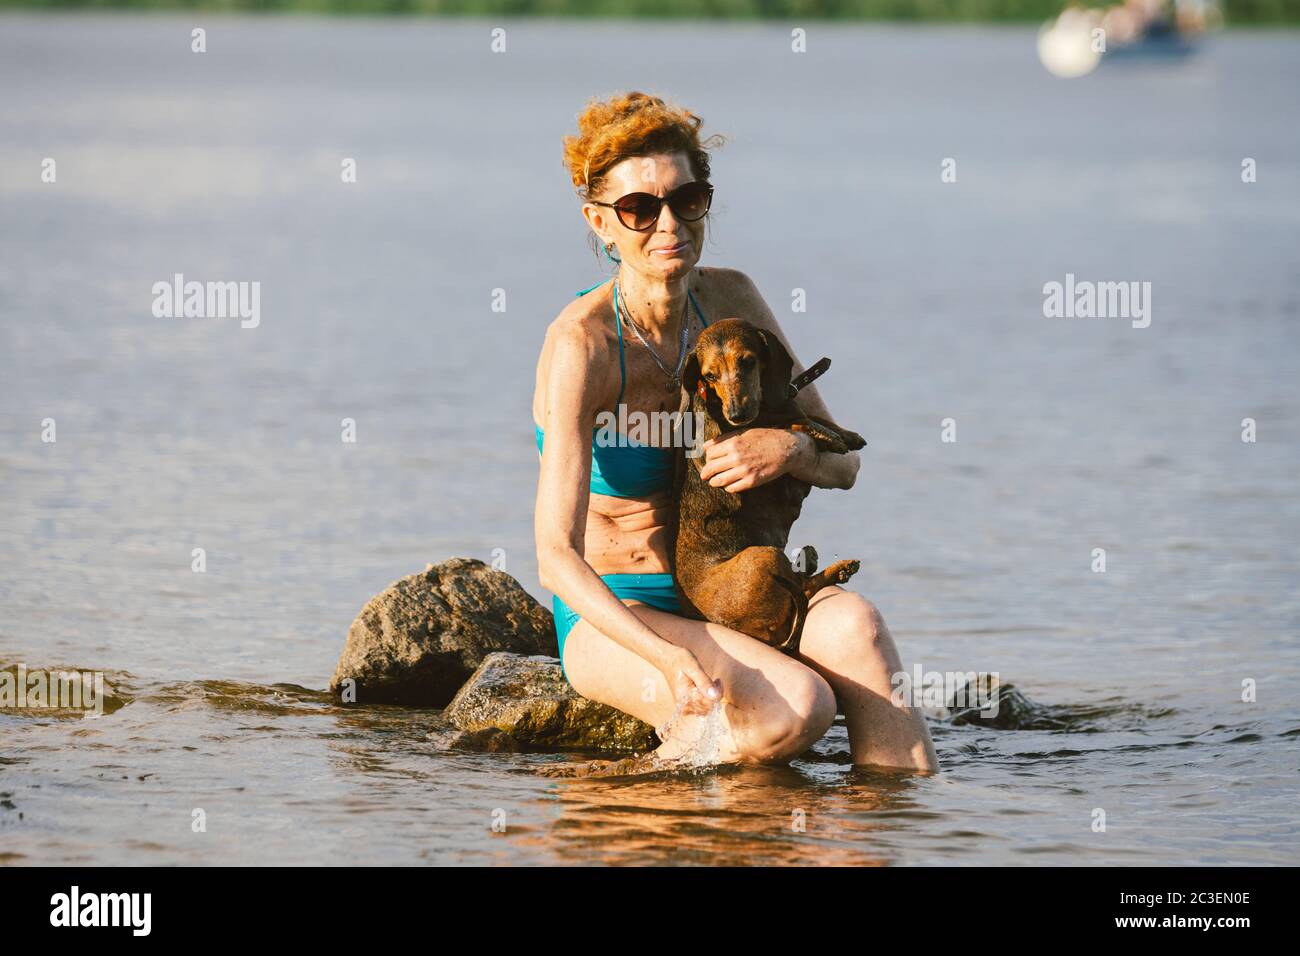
[795,586,940,773]
[562,602,838,766]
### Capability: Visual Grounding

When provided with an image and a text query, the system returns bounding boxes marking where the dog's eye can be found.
[703,372,717,383]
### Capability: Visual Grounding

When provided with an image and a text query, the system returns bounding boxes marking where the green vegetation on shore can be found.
[2,0,1297,24]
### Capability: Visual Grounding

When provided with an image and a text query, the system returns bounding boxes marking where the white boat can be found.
[1037,0,1221,77]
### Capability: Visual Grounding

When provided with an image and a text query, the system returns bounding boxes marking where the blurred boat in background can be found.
[1037,0,1224,76]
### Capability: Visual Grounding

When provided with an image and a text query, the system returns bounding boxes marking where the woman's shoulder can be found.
[695,265,753,294]
[543,282,616,349]
[692,266,774,329]
[536,283,621,402]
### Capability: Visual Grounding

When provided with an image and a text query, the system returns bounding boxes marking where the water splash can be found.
[541,689,735,777]
[652,692,729,769]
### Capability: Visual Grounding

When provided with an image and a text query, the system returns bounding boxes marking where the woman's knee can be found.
[740,668,838,763]
[807,593,896,669]
[839,595,886,645]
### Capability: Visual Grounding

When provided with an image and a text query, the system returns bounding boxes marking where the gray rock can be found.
[946,672,1046,730]
[444,652,658,753]
[330,558,557,707]
[429,724,524,754]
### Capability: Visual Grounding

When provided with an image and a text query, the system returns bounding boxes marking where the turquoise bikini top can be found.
[535,278,709,498]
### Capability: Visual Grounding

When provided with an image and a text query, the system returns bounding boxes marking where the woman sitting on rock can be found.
[533,90,938,772]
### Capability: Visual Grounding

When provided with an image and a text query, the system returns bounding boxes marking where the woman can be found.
[533,91,938,772]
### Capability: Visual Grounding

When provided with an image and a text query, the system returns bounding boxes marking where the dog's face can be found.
[683,318,795,427]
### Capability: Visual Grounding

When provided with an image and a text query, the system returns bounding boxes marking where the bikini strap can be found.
[612,281,627,407]
[688,288,709,327]
[576,278,625,406]
[573,279,609,297]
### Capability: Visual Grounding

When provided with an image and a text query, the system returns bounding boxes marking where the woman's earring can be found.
[603,241,622,265]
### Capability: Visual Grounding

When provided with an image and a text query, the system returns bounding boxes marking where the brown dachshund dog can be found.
[672,318,867,656]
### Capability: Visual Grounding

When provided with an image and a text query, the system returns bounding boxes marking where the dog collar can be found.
[786,356,831,399]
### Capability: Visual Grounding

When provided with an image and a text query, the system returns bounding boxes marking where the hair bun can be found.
[562,90,725,198]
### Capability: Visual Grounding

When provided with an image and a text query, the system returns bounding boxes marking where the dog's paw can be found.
[840,429,867,450]
[827,559,860,583]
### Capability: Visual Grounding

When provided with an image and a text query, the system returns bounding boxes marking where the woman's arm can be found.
[697,271,861,492]
[534,319,720,700]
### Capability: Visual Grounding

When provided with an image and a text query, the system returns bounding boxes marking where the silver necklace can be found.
[614,280,692,391]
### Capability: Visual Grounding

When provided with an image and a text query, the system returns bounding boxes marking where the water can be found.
[655,693,730,769]
[2,14,1298,865]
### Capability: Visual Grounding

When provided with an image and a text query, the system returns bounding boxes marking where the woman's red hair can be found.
[562,91,726,201]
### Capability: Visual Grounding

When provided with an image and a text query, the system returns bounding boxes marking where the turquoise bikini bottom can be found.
[553,573,682,682]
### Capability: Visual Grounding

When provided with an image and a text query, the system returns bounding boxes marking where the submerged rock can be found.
[429,724,524,754]
[330,558,557,708]
[444,652,658,754]
[946,673,1045,730]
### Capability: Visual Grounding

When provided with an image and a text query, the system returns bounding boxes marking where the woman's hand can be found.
[658,645,722,715]
[698,427,814,494]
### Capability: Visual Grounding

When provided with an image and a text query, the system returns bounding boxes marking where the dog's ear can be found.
[681,349,702,399]
[756,328,795,408]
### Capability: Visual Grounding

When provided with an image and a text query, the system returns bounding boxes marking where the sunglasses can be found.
[591,181,714,232]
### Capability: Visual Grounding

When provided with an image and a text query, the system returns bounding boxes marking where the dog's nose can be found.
[726,399,757,424]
